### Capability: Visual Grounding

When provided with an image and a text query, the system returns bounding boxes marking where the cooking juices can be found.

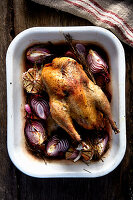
[22,40,112,163]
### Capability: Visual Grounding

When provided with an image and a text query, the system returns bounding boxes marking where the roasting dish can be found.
[6,27,126,177]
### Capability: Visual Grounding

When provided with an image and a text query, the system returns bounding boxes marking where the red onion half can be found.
[76,43,86,56]
[26,46,53,64]
[24,120,46,147]
[31,96,50,120]
[87,49,110,81]
[94,134,109,156]
[46,135,69,157]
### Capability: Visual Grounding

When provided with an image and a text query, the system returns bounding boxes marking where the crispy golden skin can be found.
[41,57,119,143]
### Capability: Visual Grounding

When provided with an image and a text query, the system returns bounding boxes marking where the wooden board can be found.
[0,0,132,199]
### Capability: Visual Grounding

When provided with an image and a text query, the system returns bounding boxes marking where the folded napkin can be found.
[32,0,133,47]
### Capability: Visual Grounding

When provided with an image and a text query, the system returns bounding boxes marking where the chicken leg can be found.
[50,98,81,142]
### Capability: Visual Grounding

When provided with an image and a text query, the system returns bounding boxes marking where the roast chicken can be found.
[41,57,119,146]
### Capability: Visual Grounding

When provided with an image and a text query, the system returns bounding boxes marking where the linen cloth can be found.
[32,0,133,47]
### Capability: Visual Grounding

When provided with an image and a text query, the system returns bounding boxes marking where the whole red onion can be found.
[26,46,53,64]
[46,135,69,157]
[87,49,110,81]
[31,96,50,120]
[24,120,46,147]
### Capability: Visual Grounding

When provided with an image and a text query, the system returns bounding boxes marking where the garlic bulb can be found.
[22,68,43,93]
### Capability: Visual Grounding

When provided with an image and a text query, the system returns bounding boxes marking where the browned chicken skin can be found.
[41,57,119,144]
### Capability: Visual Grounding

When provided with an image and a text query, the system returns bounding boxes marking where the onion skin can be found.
[31,96,50,120]
[81,150,94,161]
[24,120,47,148]
[46,135,69,157]
[26,46,53,64]
[65,147,80,160]
[87,49,110,81]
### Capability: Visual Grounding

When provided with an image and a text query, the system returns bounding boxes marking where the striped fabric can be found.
[32,0,133,47]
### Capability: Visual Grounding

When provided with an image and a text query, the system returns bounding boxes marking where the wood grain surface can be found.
[0,0,132,199]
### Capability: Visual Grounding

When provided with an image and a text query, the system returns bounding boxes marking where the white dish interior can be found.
[6,27,126,178]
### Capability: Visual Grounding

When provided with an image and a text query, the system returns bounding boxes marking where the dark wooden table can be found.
[0,0,133,199]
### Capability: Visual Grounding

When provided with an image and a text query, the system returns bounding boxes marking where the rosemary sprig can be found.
[83,169,91,173]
